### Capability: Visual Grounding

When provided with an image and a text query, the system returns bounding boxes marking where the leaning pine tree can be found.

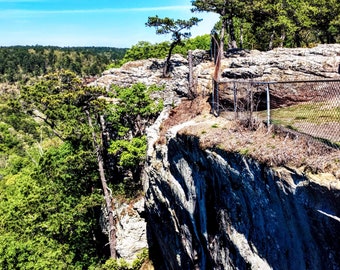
[146,16,202,77]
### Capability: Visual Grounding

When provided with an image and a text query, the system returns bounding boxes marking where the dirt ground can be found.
[159,96,340,179]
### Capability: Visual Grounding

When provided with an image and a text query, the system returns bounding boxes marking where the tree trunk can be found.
[240,23,243,49]
[188,50,195,99]
[86,110,116,259]
[214,1,228,80]
[163,41,177,78]
[269,30,275,50]
[280,30,286,47]
[214,18,226,81]
[294,31,302,47]
[229,17,237,49]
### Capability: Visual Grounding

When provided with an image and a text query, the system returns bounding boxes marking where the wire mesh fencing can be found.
[212,79,340,148]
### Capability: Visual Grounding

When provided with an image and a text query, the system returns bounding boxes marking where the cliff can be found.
[144,123,340,269]
[93,44,340,267]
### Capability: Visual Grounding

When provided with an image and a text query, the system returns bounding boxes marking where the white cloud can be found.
[0,5,193,18]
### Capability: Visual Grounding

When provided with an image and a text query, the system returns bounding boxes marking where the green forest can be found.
[0,0,339,268]
[0,46,127,83]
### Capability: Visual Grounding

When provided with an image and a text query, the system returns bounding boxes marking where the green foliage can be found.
[116,41,170,66]
[116,34,211,67]
[146,16,202,40]
[21,71,163,195]
[0,46,127,83]
[173,34,211,54]
[192,0,340,50]
[1,71,163,268]
[98,249,149,270]
[109,136,147,168]
[107,83,163,176]
[0,122,21,153]
[146,16,202,76]
[0,137,102,269]
[0,71,109,268]
[21,70,106,145]
[108,83,164,138]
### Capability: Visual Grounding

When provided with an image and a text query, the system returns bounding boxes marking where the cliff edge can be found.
[144,119,340,269]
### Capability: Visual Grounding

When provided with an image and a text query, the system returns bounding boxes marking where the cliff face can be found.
[144,133,340,270]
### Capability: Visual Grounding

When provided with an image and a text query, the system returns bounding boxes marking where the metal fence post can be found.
[213,79,219,116]
[249,85,253,127]
[212,79,214,114]
[233,81,238,119]
[266,83,271,128]
[188,50,195,99]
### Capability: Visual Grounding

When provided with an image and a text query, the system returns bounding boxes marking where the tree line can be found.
[191,0,339,51]
[0,46,127,83]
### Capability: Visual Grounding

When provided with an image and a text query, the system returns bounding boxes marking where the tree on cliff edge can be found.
[146,16,202,77]
[191,0,233,80]
[20,71,164,262]
[21,70,118,259]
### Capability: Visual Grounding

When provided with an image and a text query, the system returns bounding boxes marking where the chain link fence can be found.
[212,79,340,148]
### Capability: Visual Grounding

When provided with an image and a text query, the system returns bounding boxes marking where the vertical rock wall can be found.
[144,134,340,270]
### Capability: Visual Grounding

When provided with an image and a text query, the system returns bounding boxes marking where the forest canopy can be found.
[0,46,127,83]
[191,0,340,50]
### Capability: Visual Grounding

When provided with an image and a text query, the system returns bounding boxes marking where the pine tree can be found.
[146,16,202,77]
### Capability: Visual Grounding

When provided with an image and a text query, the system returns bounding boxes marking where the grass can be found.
[264,102,340,146]
[268,102,340,126]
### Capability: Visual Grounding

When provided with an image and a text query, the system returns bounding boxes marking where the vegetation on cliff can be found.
[114,34,211,68]
[0,71,163,268]
[146,16,202,77]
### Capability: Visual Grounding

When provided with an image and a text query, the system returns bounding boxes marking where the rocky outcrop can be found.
[144,132,340,270]
[95,51,208,101]
[94,44,340,116]
[94,44,340,265]
[115,198,147,262]
[221,44,340,81]
[95,45,340,100]
[99,198,148,263]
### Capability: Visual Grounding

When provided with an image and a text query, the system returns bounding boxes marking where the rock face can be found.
[220,44,340,81]
[115,198,148,262]
[144,133,340,270]
[100,198,148,263]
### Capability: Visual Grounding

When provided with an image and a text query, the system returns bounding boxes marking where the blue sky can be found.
[0,0,219,48]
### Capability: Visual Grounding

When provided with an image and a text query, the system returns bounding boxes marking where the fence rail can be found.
[212,79,340,148]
